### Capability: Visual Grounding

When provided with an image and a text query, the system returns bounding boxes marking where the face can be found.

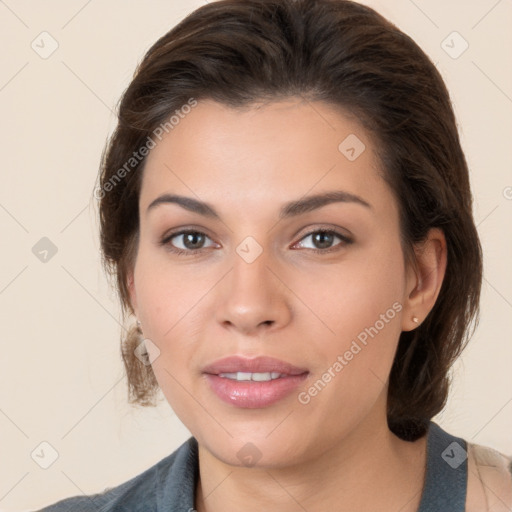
[129,97,414,467]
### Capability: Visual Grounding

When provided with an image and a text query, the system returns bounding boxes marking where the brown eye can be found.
[161,230,216,254]
[294,229,352,252]
[180,232,206,249]
[311,231,336,249]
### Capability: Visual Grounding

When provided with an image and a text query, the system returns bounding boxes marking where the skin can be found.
[127,97,447,512]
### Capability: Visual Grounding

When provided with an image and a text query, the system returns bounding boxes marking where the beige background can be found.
[0,0,511,510]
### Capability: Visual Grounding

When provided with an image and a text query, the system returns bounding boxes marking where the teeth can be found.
[218,371,284,381]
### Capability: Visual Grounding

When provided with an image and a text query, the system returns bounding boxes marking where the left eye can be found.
[294,230,351,251]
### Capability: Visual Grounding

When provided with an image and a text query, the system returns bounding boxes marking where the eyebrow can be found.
[146,190,372,219]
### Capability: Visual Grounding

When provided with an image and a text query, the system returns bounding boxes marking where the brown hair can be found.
[97,0,482,441]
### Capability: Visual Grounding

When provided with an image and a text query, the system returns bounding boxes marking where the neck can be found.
[194,409,428,512]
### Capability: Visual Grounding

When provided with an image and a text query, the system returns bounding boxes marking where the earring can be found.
[136,319,142,330]
[412,316,419,324]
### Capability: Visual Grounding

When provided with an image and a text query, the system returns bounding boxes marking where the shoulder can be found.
[32,437,198,512]
[466,440,512,512]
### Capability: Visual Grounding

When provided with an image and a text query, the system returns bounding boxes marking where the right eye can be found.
[160,229,217,255]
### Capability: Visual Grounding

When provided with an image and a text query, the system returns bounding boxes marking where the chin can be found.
[194,422,314,469]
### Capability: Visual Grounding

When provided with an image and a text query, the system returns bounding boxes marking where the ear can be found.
[401,228,447,332]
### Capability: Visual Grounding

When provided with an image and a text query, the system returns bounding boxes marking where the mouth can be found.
[216,371,289,381]
[202,356,309,409]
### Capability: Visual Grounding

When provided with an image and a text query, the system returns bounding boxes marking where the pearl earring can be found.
[412,316,419,324]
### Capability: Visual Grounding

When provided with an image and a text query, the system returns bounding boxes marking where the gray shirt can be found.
[33,421,467,512]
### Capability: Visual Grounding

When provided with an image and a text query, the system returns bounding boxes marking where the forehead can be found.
[139,98,394,219]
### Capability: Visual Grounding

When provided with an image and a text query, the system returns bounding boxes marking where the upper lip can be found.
[202,356,309,376]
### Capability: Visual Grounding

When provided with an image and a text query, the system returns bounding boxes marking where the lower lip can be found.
[205,373,308,408]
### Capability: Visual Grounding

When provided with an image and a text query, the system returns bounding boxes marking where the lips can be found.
[203,355,308,376]
[202,356,309,408]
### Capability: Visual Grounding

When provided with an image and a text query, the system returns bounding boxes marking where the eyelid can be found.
[293,224,353,242]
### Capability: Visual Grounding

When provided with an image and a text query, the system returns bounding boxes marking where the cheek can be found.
[310,238,405,342]
[293,253,404,439]
[306,238,406,391]
[132,253,202,419]
[133,245,207,340]
[131,247,215,406]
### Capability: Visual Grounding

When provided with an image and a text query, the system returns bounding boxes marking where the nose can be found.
[215,246,293,336]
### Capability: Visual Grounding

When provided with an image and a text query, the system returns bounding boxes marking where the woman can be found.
[36,0,512,510]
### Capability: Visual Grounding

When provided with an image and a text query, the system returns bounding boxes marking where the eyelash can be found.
[159,228,353,256]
